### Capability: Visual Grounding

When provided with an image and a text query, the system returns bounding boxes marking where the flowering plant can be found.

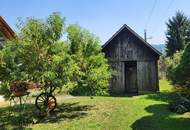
[10,81,42,96]
[10,81,28,96]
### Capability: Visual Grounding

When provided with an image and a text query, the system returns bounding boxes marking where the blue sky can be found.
[1,0,190,44]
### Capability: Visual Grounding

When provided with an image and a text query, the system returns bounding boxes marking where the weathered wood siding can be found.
[103,28,159,94]
[137,61,159,94]
[109,61,125,94]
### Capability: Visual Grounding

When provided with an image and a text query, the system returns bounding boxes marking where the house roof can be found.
[102,24,161,55]
[0,16,15,39]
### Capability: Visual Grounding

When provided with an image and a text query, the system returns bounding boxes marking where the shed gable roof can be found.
[0,16,15,39]
[102,24,161,55]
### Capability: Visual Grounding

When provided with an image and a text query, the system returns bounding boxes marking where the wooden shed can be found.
[102,24,161,95]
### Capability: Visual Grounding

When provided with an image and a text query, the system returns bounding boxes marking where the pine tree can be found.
[166,11,190,57]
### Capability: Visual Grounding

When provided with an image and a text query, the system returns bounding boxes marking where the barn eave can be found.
[0,16,15,39]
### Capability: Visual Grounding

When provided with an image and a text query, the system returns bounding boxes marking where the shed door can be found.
[125,61,138,93]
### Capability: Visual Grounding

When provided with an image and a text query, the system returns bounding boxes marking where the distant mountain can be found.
[151,44,166,54]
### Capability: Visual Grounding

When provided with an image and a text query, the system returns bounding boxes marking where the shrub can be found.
[165,51,182,83]
[166,43,190,88]
[171,43,190,87]
[169,94,190,114]
[67,24,111,96]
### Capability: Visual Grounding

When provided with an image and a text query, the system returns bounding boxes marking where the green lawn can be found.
[1,80,190,130]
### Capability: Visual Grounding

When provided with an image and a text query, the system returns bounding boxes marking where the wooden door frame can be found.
[124,61,138,94]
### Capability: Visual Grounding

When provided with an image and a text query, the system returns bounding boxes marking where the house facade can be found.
[102,24,161,95]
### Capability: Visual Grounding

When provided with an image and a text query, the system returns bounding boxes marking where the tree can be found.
[166,11,190,57]
[171,43,190,87]
[67,24,111,96]
[0,14,111,97]
[0,13,77,98]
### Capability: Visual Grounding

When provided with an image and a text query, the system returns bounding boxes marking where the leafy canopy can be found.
[0,13,77,97]
[0,13,111,97]
[67,24,111,96]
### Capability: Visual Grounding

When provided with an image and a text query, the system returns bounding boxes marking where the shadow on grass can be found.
[131,104,190,130]
[0,103,34,130]
[38,102,94,123]
[145,91,177,102]
[109,93,139,97]
[0,102,94,130]
[107,91,143,97]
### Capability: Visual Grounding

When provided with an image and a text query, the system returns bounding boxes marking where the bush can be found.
[171,43,190,87]
[0,82,11,99]
[169,94,190,114]
[66,24,111,96]
[175,105,188,114]
[166,43,190,88]
[165,51,182,83]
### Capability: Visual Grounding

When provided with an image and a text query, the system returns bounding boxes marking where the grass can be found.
[159,79,173,92]
[1,80,190,130]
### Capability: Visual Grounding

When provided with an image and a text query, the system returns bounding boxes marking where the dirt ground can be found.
[0,100,8,105]
[0,95,8,105]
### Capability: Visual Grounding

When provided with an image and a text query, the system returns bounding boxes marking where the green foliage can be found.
[165,51,182,83]
[169,94,190,114]
[0,14,111,97]
[166,11,190,57]
[166,43,190,114]
[0,13,77,97]
[170,43,190,87]
[67,24,111,96]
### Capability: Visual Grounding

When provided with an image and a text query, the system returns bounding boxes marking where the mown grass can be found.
[1,80,190,130]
